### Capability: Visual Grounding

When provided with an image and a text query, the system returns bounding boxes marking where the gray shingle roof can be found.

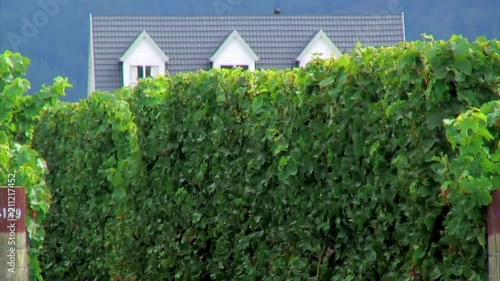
[90,14,405,92]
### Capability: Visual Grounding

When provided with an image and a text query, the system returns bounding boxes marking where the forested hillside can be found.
[0,0,498,101]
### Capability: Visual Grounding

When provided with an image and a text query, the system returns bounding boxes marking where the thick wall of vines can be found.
[32,36,499,280]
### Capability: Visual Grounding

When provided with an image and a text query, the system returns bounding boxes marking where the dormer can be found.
[120,31,169,87]
[296,30,342,68]
[210,30,259,71]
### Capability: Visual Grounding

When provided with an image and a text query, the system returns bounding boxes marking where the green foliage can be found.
[0,50,70,280]
[441,100,500,205]
[33,36,500,280]
[434,100,500,259]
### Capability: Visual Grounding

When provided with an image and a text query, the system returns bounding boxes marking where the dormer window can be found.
[120,31,169,87]
[210,30,259,71]
[296,30,342,68]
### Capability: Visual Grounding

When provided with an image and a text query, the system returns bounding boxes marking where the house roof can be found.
[90,14,405,93]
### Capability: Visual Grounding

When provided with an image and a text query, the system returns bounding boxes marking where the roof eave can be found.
[87,13,95,96]
[401,12,407,42]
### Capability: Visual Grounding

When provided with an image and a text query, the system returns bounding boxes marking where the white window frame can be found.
[220,65,249,70]
[129,65,159,86]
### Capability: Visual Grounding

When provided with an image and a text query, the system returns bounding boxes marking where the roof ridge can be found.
[92,14,403,17]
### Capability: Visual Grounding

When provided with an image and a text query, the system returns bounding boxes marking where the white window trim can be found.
[219,64,249,70]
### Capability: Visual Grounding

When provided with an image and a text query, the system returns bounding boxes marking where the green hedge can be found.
[33,93,141,281]
[33,35,500,280]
